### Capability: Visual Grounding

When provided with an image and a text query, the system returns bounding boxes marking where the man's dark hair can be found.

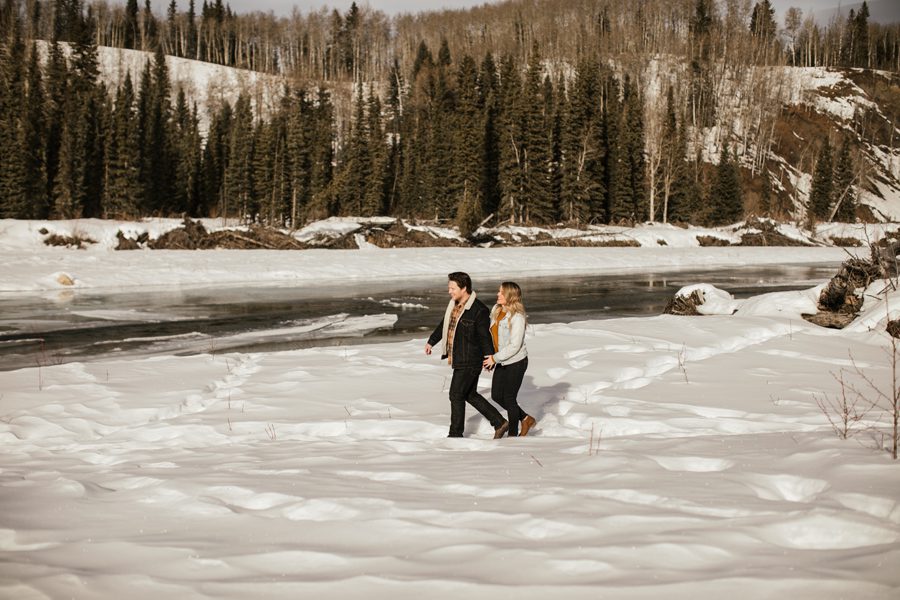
[448,271,472,293]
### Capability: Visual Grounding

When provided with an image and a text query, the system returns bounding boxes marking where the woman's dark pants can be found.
[491,357,528,436]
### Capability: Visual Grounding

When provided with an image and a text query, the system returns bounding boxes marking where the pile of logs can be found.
[116,218,306,250]
[804,237,900,334]
[663,289,705,316]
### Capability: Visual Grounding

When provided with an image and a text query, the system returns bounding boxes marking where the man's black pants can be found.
[448,366,504,437]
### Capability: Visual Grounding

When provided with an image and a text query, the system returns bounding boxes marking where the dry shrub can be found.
[830,236,863,247]
[696,235,730,246]
[43,232,97,249]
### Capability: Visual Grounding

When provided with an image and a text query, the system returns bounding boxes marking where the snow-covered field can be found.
[1,219,899,599]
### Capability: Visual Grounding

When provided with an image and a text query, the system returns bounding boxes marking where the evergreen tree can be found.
[808,138,833,221]
[125,0,139,49]
[23,43,48,219]
[605,75,628,223]
[832,139,856,222]
[0,10,28,217]
[548,73,564,223]
[621,75,647,223]
[44,39,68,215]
[251,118,275,222]
[53,115,81,218]
[401,39,457,220]
[519,47,555,224]
[53,8,105,218]
[186,0,197,59]
[142,43,175,214]
[496,54,524,223]
[709,140,743,225]
[201,100,231,217]
[224,92,254,219]
[560,58,605,223]
[309,87,335,217]
[77,9,106,219]
[384,59,403,214]
[454,54,484,235]
[661,86,691,223]
[494,45,557,225]
[749,0,777,63]
[397,42,433,218]
[53,0,83,43]
[336,83,370,215]
[339,2,359,77]
[429,40,457,219]
[105,73,142,218]
[855,2,870,67]
[411,39,432,82]
[285,87,311,225]
[166,1,178,55]
[749,1,776,41]
[363,85,388,217]
[142,0,157,50]
[173,88,202,216]
[478,52,500,219]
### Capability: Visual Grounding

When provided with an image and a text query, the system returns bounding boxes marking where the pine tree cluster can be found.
[808,137,858,224]
[0,0,879,227]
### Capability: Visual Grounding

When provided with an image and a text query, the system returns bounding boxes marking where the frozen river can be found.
[0,263,838,371]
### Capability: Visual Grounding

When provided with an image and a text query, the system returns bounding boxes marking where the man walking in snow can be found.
[425,272,509,439]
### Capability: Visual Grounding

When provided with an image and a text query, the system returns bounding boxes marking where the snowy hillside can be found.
[36,41,285,135]
[774,67,900,221]
[38,42,900,223]
[644,58,900,223]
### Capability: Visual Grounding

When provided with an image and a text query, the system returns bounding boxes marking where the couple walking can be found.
[425,272,536,439]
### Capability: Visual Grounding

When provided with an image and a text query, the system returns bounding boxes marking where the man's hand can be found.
[425,343,433,356]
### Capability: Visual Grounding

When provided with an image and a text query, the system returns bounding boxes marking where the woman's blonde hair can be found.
[493,281,526,324]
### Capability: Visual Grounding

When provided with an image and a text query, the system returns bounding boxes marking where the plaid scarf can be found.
[445,301,465,366]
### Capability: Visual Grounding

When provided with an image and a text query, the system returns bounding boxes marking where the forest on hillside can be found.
[0,0,897,230]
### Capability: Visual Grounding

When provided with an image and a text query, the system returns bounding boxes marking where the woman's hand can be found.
[482,355,495,370]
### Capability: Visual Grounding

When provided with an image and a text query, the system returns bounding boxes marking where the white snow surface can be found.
[1,219,900,599]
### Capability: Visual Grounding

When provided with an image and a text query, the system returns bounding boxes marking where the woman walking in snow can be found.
[483,282,536,437]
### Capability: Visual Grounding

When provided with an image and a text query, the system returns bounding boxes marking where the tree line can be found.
[24,0,900,78]
[1,0,884,228]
